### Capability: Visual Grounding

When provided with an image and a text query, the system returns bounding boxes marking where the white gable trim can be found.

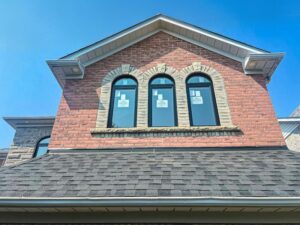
[47,15,284,87]
[83,29,162,67]
[160,17,265,54]
[162,29,244,63]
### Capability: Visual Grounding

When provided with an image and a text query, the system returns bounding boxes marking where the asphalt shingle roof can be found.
[0,150,300,198]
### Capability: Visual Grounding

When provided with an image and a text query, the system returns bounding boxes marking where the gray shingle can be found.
[0,150,300,198]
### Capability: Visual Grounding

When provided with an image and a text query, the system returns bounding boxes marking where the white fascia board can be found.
[63,18,161,60]
[243,52,285,68]
[47,60,85,86]
[64,15,267,63]
[160,17,266,54]
[83,29,162,67]
[3,117,55,129]
[162,30,244,63]
[48,15,284,86]
[278,118,300,123]
[1,196,300,207]
[243,52,285,78]
[247,52,285,61]
[83,29,244,67]
[47,59,81,66]
[47,59,85,74]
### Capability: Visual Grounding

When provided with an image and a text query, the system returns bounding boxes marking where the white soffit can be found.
[279,118,300,139]
[47,60,85,87]
[47,14,285,87]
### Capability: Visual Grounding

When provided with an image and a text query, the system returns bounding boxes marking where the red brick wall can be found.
[49,32,285,149]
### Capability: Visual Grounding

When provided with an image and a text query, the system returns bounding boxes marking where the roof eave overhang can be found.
[2,197,300,223]
[47,15,285,88]
[3,116,55,129]
[278,117,300,122]
[243,52,285,82]
[47,60,85,87]
[278,117,300,138]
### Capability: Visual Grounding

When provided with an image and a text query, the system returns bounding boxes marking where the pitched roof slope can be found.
[47,14,284,87]
[0,150,300,198]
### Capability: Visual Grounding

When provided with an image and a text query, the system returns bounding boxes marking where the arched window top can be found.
[108,76,138,128]
[39,137,50,144]
[114,77,137,86]
[186,74,219,126]
[149,75,177,127]
[150,76,174,85]
[33,136,50,158]
[187,74,211,84]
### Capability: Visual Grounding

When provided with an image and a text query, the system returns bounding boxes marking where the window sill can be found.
[91,126,242,138]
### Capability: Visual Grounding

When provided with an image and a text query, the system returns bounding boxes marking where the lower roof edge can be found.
[1,197,300,207]
[47,145,288,154]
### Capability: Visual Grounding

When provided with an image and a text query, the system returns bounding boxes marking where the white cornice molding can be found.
[47,60,85,87]
[3,117,55,129]
[279,117,300,123]
[243,52,285,82]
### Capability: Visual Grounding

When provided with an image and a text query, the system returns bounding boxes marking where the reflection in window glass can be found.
[187,76,210,84]
[109,77,137,128]
[186,74,219,126]
[34,137,50,158]
[151,77,173,85]
[149,76,177,127]
[114,78,137,86]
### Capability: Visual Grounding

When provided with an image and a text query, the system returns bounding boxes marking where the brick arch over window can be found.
[96,64,143,128]
[142,64,179,126]
[95,62,232,129]
[179,62,232,126]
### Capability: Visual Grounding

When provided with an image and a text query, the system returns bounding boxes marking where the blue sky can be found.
[0,0,299,148]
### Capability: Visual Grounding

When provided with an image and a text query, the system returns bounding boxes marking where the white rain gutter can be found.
[1,197,300,207]
[279,118,300,122]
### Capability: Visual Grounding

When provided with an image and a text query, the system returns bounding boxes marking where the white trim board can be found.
[46,14,284,87]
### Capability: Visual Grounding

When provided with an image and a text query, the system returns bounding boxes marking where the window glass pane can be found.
[34,137,50,158]
[39,137,50,144]
[115,78,137,86]
[188,86,217,126]
[151,87,175,126]
[151,77,173,85]
[187,75,210,84]
[35,146,48,157]
[111,88,136,128]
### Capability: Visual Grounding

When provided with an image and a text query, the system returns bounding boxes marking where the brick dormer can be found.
[3,15,300,224]
[45,15,285,150]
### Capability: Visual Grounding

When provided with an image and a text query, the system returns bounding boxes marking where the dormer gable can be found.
[47,14,284,87]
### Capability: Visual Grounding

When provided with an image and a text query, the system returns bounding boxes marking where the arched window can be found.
[149,75,177,127]
[108,76,138,128]
[186,74,219,126]
[33,136,50,158]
